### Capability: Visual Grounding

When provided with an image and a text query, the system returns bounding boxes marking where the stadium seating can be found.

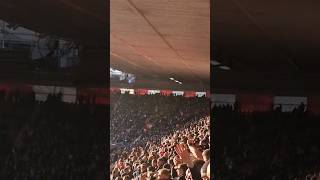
[213,105,320,180]
[0,89,106,179]
[110,93,210,180]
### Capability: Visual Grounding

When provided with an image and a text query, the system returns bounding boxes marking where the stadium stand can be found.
[110,93,210,180]
[0,89,106,179]
[213,105,320,180]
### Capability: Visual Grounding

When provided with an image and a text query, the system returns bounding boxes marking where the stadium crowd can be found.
[110,93,210,180]
[0,89,106,179]
[213,104,320,180]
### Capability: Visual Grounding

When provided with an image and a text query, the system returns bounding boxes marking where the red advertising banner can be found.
[77,87,108,105]
[135,89,148,95]
[160,90,172,96]
[0,83,33,93]
[184,91,196,97]
[110,87,120,94]
[308,95,320,115]
[206,91,210,97]
[237,93,273,112]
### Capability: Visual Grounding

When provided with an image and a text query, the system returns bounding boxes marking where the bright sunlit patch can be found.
[110,67,136,84]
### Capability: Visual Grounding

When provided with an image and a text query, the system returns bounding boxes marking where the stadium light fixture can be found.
[219,65,231,70]
[211,60,221,66]
[169,77,182,84]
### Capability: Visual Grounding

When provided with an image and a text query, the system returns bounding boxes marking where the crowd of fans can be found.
[4,88,320,179]
[0,89,106,179]
[213,104,320,180]
[0,90,36,176]
[110,93,210,180]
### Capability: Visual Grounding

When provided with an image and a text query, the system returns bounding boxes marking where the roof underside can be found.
[111,0,210,90]
[213,0,320,93]
[0,0,107,45]
[0,0,107,85]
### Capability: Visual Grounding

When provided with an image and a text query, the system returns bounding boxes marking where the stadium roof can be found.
[0,0,107,85]
[212,0,320,93]
[111,0,210,90]
[0,0,107,46]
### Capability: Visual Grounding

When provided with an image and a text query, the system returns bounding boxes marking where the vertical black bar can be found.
[210,0,215,179]
[106,0,111,179]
